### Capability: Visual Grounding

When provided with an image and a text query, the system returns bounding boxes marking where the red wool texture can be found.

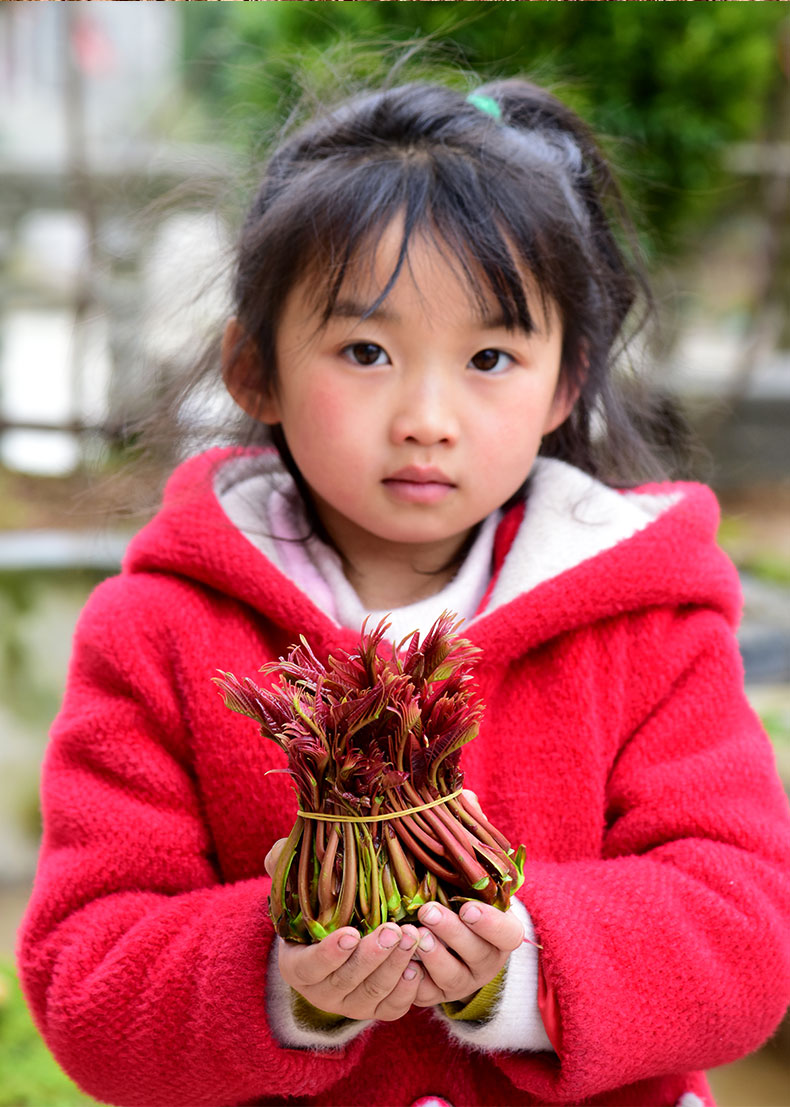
[17,448,790,1107]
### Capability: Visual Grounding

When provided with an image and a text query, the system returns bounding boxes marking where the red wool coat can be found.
[17,447,790,1107]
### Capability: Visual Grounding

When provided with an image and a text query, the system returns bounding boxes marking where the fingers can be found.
[278,927,362,989]
[328,924,415,998]
[342,925,424,1021]
[412,964,445,1007]
[264,838,287,878]
[412,925,476,1000]
[425,900,524,954]
[279,923,425,1021]
[374,957,424,1021]
[410,900,522,1001]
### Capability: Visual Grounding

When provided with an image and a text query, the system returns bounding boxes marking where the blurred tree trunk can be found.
[761,18,790,350]
[64,4,102,447]
[724,19,790,404]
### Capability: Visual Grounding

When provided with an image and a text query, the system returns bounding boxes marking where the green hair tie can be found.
[467,92,502,121]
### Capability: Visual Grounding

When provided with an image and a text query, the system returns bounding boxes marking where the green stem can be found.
[383,823,419,898]
[429,791,478,852]
[362,827,382,932]
[452,794,512,852]
[472,838,520,886]
[439,795,521,887]
[381,860,404,918]
[297,819,319,928]
[317,824,340,924]
[416,798,496,902]
[392,815,463,886]
[357,826,370,919]
[387,785,445,852]
[270,818,305,927]
[297,820,329,940]
[396,782,445,847]
[417,869,438,905]
[328,820,358,932]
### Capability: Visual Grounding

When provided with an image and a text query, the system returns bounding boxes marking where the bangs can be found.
[261,146,573,338]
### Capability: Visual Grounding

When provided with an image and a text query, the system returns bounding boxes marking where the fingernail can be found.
[418,930,435,952]
[399,931,417,951]
[420,904,441,924]
[403,965,418,981]
[378,926,399,949]
[339,932,359,950]
[461,904,481,924]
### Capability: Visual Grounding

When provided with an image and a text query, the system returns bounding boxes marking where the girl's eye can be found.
[469,348,512,374]
[343,342,388,367]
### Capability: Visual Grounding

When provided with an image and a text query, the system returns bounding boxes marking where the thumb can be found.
[462,787,486,819]
[264,837,288,879]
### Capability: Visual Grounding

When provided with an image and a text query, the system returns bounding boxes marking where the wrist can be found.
[441,966,506,1021]
[291,989,349,1029]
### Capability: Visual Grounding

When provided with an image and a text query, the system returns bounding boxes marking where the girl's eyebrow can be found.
[330,298,514,331]
[331,299,399,324]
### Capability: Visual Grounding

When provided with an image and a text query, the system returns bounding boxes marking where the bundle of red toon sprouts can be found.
[214,613,525,943]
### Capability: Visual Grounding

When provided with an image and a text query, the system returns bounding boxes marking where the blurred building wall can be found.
[1,2,232,477]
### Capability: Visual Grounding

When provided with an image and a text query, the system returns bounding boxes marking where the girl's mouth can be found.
[382,466,455,504]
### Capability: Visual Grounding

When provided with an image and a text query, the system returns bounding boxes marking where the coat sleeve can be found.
[430,901,553,1052]
[16,579,371,1107]
[482,606,790,1104]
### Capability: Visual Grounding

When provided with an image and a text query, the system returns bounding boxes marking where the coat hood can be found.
[122,447,742,663]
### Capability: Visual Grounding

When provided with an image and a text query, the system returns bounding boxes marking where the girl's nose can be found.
[389,375,460,447]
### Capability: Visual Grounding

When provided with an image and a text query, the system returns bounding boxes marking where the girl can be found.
[17,77,790,1107]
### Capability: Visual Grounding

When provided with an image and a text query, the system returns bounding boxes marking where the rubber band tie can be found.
[297,786,464,824]
[467,93,502,121]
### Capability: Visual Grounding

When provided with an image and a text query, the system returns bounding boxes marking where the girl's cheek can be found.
[481,410,531,454]
[293,385,350,435]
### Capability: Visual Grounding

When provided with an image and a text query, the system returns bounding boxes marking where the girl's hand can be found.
[265,839,423,1021]
[263,781,516,1016]
[410,898,525,1007]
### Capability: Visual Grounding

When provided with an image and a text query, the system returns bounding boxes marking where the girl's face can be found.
[234,222,574,574]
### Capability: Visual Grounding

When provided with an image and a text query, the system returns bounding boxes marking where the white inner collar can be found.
[215,452,681,633]
[215,453,499,640]
[484,457,681,616]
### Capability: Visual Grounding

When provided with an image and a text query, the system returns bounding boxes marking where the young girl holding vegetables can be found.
[18,76,790,1107]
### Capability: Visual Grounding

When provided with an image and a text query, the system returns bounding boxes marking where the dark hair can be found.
[223,77,690,495]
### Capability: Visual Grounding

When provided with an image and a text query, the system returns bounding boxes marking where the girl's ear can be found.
[545,340,589,433]
[221,318,280,424]
[544,372,583,435]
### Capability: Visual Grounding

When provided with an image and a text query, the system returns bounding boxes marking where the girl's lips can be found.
[382,467,456,505]
[383,480,455,504]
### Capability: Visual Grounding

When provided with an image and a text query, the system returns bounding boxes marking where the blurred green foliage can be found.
[762,708,790,749]
[718,514,790,589]
[739,553,790,590]
[0,960,96,1107]
[179,1,787,263]
[0,570,106,728]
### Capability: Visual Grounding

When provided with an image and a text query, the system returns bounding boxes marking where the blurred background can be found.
[1,3,789,1104]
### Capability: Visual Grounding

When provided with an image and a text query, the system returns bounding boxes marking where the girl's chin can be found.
[313,499,477,557]
[365,525,475,559]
